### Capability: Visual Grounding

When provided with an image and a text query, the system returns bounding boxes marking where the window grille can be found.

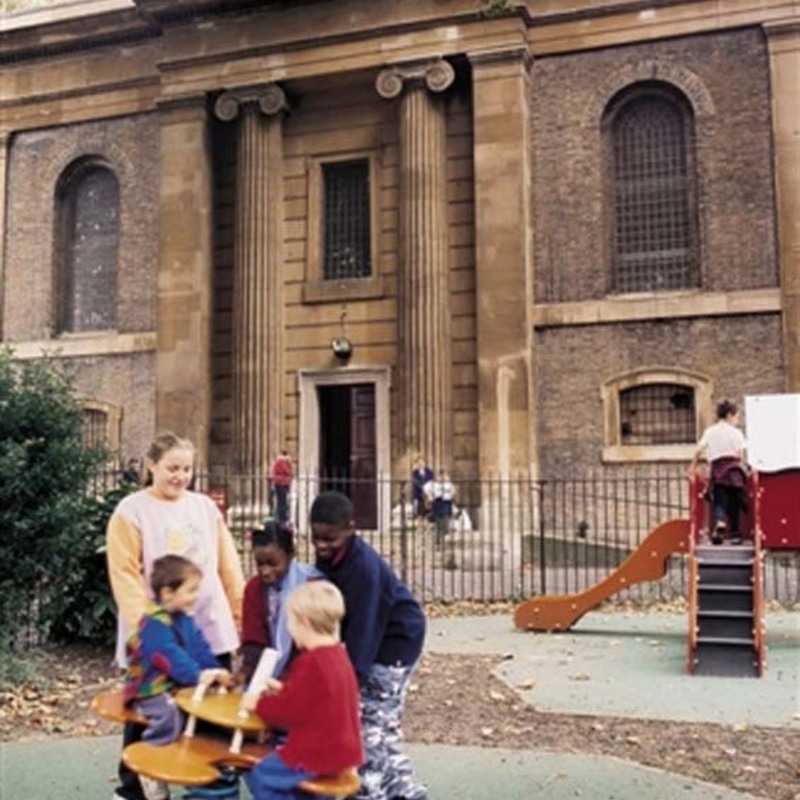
[619,384,696,445]
[60,164,119,332]
[81,408,109,449]
[322,159,371,281]
[610,89,697,293]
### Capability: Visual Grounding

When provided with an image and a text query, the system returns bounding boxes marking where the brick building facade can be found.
[0,1,797,496]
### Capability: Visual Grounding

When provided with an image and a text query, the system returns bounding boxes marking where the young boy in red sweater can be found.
[241,580,363,800]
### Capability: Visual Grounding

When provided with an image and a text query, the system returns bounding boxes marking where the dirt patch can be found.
[1,646,798,800]
[406,653,800,800]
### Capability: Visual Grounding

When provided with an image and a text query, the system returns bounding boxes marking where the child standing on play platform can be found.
[310,491,427,800]
[242,580,363,800]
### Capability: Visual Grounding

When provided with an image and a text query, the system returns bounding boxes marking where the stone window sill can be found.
[602,444,696,463]
[302,275,385,304]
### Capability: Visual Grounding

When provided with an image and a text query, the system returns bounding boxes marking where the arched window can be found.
[79,399,122,453]
[619,383,696,445]
[602,368,712,462]
[605,83,698,294]
[55,160,119,333]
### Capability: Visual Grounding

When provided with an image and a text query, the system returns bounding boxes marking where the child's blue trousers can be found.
[245,752,315,800]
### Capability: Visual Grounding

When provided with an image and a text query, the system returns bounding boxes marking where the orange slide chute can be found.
[514,518,691,632]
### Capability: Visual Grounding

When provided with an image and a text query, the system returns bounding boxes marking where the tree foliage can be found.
[0,350,123,649]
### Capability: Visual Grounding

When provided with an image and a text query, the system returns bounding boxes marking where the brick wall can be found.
[4,114,159,340]
[532,27,778,303]
[3,114,159,459]
[535,314,785,477]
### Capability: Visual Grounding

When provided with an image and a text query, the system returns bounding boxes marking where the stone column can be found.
[156,98,214,463]
[0,132,9,338]
[467,46,536,479]
[214,85,287,473]
[765,20,800,391]
[377,59,454,473]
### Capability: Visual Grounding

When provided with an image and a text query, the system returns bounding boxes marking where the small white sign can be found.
[239,647,279,718]
[745,394,800,471]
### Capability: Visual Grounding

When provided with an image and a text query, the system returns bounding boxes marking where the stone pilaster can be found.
[467,46,535,478]
[155,98,214,463]
[214,84,287,473]
[0,132,9,340]
[764,20,800,391]
[377,59,455,473]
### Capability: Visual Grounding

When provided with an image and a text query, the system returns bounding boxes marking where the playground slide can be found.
[514,518,691,632]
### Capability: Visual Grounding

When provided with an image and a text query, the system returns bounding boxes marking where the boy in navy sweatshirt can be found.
[310,491,427,800]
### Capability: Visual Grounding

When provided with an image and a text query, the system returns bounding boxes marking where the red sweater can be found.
[270,456,293,487]
[255,644,363,775]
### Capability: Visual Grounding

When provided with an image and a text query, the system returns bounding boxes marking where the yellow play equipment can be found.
[92,688,360,799]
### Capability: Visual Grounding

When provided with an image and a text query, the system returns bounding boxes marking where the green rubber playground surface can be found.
[427,611,800,727]
[0,737,758,800]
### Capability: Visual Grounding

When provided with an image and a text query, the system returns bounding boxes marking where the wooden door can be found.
[350,385,377,529]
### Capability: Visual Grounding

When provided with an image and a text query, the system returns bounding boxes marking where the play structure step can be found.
[697,612,754,640]
[695,545,754,562]
[694,641,759,678]
[697,584,753,612]
[697,635,754,647]
[698,563,753,586]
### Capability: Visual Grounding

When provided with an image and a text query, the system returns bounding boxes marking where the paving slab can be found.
[0,736,758,800]
[426,611,800,728]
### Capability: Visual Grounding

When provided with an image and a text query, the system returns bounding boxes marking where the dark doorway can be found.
[318,383,377,529]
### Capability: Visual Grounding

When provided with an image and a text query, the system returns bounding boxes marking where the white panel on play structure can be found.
[745,394,800,471]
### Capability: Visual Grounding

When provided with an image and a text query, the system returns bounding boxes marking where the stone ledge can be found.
[7,331,157,360]
[301,275,386,304]
[533,287,782,328]
[602,444,696,463]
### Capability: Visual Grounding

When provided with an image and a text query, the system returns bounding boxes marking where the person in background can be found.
[410,455,433,521]
[424,469,456,547]
[690,400,748,545]
[106,431,245,800]
[269,450,294,525]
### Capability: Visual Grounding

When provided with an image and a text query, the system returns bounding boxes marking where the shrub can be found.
[0,350,109,649]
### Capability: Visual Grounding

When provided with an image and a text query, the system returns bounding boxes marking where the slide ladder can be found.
[687,474,765,677]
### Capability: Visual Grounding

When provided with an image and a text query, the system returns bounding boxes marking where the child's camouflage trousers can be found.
[356,662,427,800]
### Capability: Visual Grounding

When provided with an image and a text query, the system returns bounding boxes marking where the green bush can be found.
[0,350,115,649]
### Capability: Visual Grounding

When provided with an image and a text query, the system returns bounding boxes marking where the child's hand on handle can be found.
[240,692,259,712]
[262,677,283,695]
[198,668,232,688]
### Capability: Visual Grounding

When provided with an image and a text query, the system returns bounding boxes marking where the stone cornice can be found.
[467,44,531,67]
[134,0,288,24]
[762,18,800,37]
[213,84,288,121]
[0,6,155,65]
[376,58,455,99]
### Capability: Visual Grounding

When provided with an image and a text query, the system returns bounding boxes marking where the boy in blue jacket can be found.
[125,555,232,800]
[310,491,427,800]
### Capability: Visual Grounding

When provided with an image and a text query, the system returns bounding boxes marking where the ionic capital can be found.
[375,58,455,99]
[213,83,288,122]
